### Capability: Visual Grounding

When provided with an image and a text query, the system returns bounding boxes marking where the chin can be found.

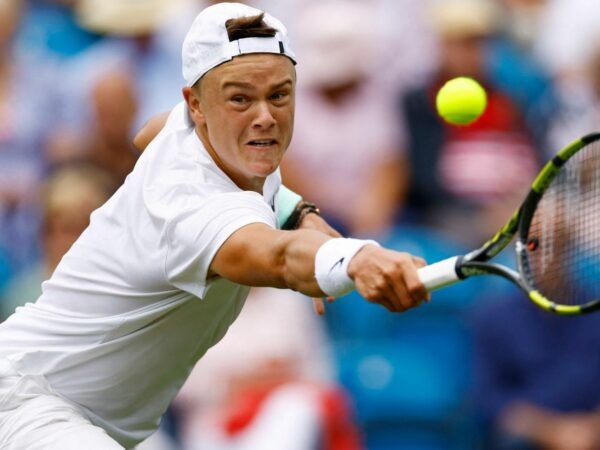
[253,168,278,179]
[249,161,280,177]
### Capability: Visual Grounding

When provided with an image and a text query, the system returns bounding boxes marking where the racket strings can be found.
[526,142,600,306]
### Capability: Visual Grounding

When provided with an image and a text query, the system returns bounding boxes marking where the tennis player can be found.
[0,3,428,449]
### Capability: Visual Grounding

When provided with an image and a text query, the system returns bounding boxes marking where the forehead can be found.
[204,53,295,90]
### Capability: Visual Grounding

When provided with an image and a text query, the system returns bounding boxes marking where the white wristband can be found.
[314,238,380,298]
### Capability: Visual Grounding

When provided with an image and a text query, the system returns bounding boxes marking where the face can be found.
[92,69,138,144]
[184,54,295,192]
[439,35,487,79]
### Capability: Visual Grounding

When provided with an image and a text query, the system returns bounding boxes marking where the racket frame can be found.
[514,132,600,314]
[418,132,600,315]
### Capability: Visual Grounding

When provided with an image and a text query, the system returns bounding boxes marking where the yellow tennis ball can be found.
[436,77,487,125]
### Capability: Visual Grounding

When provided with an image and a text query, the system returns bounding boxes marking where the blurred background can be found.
[1,0,600,449]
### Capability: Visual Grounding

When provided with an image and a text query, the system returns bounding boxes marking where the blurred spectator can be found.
[528,0,600,152]
[173,287,362,450]
[487,0,555,149]
[281,1,408,237]
[369,0,438,90]
[500,0,547,52]
[543,39,600,152]
[472,296,600,450]
[400,0,543,246]
[50,68,141,186]
[0,163,116,320]
[87,69,140,184]
[533,0,600,84]
[0,0,63,273]
[54,0,188,148]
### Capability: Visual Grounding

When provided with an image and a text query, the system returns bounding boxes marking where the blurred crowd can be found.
[1,0,600,449]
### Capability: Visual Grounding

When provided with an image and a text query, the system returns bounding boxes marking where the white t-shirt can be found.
[0,102,280,448]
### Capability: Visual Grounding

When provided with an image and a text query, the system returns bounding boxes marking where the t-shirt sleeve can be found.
[164,191,276,298]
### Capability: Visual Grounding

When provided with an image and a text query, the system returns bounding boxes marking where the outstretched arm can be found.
[210,223,428,313]
[133,112,422,310]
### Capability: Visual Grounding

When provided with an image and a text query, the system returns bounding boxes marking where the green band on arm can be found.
[276,185,303,228]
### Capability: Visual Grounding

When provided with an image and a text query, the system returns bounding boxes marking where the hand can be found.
[543,415,600,450]
[500,403,600,450]
[347,244,429,312]
[297,212,343,316]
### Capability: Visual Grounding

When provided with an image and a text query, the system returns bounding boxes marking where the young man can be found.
[0,3,428,449]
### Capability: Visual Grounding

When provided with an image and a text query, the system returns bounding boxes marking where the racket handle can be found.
[417,256,461,291]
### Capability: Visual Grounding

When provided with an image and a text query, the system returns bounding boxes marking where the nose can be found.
[252,101,276,130]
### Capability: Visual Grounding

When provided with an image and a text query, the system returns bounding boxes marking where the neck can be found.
[195,127,265,193]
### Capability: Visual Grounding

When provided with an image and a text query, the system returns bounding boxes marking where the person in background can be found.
[472,294,600,450]
[0,164,116,320]
[544,41,600,152]
[51,0,188,159]
[50,68,141,186]
[281,1,408,237]
[400,0,542,247]
[533,0,600,85]
[486,0,555,150]
[0,0,62,274]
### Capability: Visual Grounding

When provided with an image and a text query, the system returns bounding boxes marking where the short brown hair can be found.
[192,13,279,90]
[225,13,277,41]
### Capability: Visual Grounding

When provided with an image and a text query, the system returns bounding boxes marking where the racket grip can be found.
[417,256,461,291]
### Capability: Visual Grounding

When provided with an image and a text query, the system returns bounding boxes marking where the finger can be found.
[409,256,430,302]
[383,259,430,311]
[359,283,397,312]
[404,260,431,304]
[312,298,325,316]
[370,279,408,313]
[374,295,398,312]
[411,256,427,268]
[388,275,416,312]
[326,296,335,303]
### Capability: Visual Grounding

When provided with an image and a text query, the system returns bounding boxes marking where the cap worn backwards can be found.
[182,2,297,87]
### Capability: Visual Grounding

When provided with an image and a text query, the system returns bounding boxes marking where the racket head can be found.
[516,133,600,314]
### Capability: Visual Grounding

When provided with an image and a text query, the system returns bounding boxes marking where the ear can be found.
[182,86,206,127]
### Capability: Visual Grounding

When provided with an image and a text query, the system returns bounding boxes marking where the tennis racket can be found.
[417,132,600,315]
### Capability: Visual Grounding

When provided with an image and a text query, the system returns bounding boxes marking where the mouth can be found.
[246,139,278,148]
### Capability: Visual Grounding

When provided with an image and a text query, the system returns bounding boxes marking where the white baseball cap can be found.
[182,2,297,87]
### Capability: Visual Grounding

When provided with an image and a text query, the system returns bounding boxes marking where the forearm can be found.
[211,224,428,312]
[210,224,374,297]
[209,224,326,294]
[274,229,332,296]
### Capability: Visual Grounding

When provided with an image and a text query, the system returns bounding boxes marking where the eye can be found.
[270,91,288,102]
[230,95,248,104]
